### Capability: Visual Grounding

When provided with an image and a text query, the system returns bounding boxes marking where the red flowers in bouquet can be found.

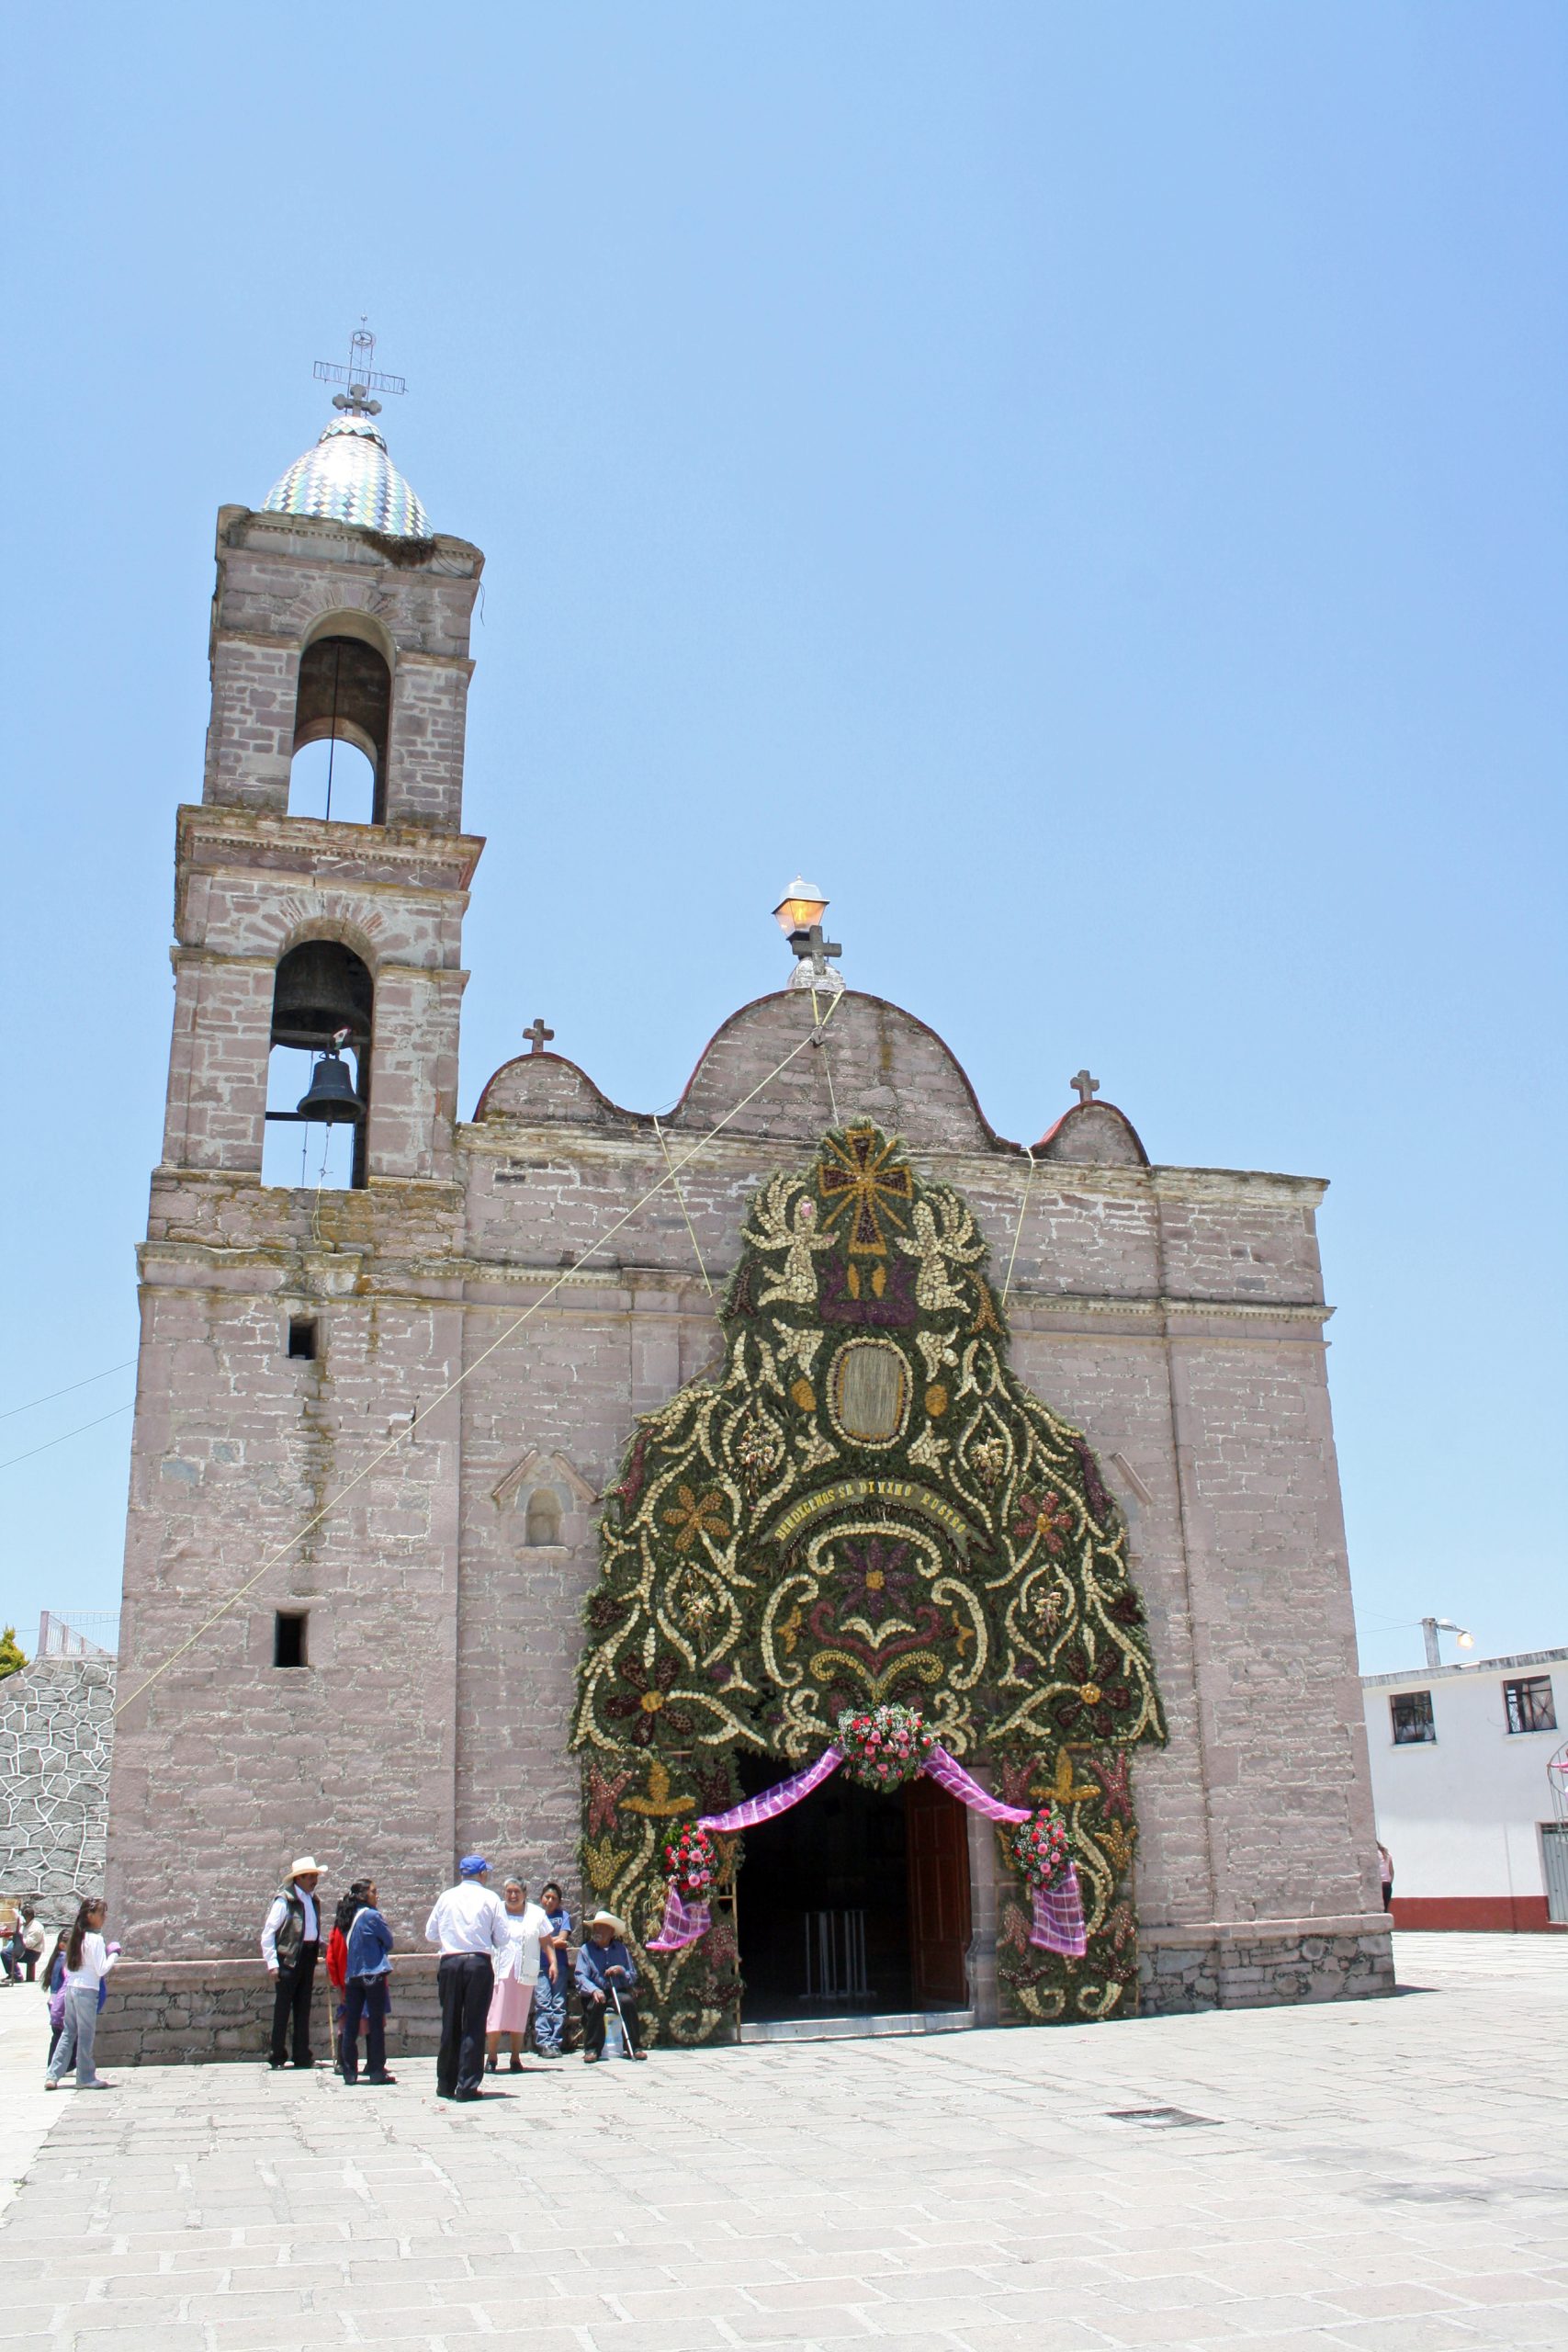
[836,1703,935,1791]
[1007,1804,1071,1891]
[660,1823,718,1898]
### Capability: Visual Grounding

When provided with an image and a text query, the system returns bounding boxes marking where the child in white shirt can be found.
[45,1898,120,2089]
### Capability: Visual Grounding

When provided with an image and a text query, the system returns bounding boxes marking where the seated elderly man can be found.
[574,1910,648,2063]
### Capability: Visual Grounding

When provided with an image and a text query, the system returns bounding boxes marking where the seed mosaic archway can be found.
[573,1123,1166,2041]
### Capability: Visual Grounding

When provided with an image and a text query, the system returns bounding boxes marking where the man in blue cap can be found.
[424,1856,510,2100]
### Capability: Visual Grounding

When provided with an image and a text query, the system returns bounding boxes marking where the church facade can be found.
[102,393,1393,2057]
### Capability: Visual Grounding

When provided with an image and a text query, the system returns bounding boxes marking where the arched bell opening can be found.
[288,634,390,823]
[261,940,373,1192]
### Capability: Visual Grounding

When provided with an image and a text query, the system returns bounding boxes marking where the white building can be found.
[1361,1647,1568,1929]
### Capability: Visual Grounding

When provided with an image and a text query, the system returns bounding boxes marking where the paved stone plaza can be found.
[3,1936,1564,2352]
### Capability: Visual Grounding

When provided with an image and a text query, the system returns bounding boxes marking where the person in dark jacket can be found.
[261,1856,324,2070]
[575,1911,647,2062]
[342,1881,396,2086]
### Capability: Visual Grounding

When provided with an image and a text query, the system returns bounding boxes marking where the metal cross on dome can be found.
[313,323,407,418]
[1070,1069,1100,1106]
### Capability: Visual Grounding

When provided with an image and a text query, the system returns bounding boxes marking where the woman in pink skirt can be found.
[484,1879,555,2074]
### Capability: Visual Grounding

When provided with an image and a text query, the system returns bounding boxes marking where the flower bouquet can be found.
[661,1823,718,1899]
[646,1822,720,1953]
[1006,1804,1088,1958]
[1006,1804,1071,1890]
[835,1703,935,1791]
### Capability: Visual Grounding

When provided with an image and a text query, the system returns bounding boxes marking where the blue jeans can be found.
[534,1971,566,2053]
[341,1976,389,2081]
[48,1986,101,2086]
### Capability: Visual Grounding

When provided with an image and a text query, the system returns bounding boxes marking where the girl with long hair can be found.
[326,1881,371,2077]
[45,1897,119,2089]
[40,1927,70,2067]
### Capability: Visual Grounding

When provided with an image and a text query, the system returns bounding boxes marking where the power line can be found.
[0,1362,135,1423]
[0,1403,135,1474]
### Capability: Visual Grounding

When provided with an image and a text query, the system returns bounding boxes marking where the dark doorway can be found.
[734,1758,972,2024]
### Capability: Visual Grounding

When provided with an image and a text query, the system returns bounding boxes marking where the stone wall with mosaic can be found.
[573,1123,1167,2041]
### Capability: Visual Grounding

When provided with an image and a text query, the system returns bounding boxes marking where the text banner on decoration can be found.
[765,1477,976,1553]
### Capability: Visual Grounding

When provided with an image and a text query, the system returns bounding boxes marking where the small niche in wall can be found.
[273,1611,309,1669]
[524,1489,562,1547]
[288,1317,319,1361]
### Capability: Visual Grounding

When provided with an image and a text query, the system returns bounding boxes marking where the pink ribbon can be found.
[1029,1868,1088,1957]
[641,1741,1088,1962]
[697,1746,844,1832]
[645,1883,713,1953]
[923,1745,1032,1824]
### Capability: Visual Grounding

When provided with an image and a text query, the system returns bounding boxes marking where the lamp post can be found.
[1421,1616,1474,1669]
[773,876,843,995]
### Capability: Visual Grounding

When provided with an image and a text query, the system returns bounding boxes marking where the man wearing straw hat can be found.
[574,1911,648,2063]
[261,1855,325,2071]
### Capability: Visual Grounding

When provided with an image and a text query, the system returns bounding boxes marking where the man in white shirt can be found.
[424,1854,511,2100]
[261,1856,324,2071]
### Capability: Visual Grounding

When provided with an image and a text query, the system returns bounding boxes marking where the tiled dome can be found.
[263,412,429,538]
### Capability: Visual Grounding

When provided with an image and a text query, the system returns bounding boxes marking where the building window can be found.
[1390,1690,1435,1744]
[287,1317,318,1361]
[1504,1676,1556,1734]
[273,1611,309,1669]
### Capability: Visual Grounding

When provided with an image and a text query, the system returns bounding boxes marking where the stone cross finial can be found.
[803,923,841,978]
[1070,1069,1100,1106]
[524,1018,555,1056]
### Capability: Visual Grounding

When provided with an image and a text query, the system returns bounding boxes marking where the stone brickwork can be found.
[105,492,1393,2043]
[1139,1925,1396,2014]
[95,1954,445,2068]
[0,1658,116,1906]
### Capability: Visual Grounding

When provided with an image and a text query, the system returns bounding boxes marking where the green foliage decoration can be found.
[0,1626,27,1680]
[573,1124,1166,2042]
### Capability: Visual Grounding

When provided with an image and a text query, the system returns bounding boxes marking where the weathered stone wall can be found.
[1139,1925,1395,2014]
[96,1954,445,2068]
[0,1659,116,1906]
[202,508,481,829]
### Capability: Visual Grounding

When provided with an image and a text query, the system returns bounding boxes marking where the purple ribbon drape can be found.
[646,1749,850,1952]
[928,1746,1086,1952]
[643,1739,1089,1961]
[1029,1870,1088,1957]
[646,1883,712,1953]
[924,1744,1032,1824]
[697,1745,844,1833]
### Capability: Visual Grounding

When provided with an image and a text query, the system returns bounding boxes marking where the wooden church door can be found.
[904,1778,973,2008]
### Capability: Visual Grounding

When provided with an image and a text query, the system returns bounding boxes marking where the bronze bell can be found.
[271,941,373,1053]
[295,1052,364,1124]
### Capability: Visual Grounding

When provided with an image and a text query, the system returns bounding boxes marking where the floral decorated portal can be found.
[573,1123,1166,2041]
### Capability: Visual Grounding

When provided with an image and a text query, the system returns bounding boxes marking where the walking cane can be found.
[607,1977,635,2063]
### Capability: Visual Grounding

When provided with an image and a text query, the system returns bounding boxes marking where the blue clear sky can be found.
[3,6,1562,1676]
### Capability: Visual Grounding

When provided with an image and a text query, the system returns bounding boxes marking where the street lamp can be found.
[773,876,843,995]
[1421,1616,1474,1669]
[773,877,829,935]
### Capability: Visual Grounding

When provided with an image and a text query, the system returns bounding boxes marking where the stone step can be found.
[739,2007,976,2044]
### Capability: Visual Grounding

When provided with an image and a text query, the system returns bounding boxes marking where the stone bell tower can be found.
[107,350,487,1957]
